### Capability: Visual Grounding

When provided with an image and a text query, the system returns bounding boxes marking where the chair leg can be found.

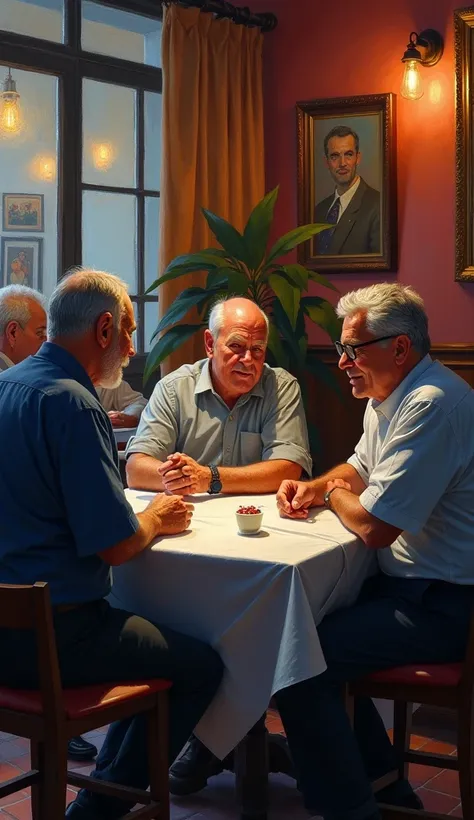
[458,693,474,818]
[30,740,41,820]
[39,734,68,820]
[148,693,170,820]
[392,700,412,781]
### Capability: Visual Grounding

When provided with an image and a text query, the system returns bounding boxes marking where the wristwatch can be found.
[323,487,338,509]
[207,465,222,495]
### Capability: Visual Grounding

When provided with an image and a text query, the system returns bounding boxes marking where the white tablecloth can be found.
[109,491,375,758]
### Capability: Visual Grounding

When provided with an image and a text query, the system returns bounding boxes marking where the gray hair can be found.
[48,268,129,340]
[336,283,431,356]
[0,285,46,336]
[208,296,269,340]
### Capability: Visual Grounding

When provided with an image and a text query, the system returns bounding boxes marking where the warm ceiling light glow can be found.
[401,60,423,100]
[0,68,23,138]
[92,142,116,171]
[30,153,56,182]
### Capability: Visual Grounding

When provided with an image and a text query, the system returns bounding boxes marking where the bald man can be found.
[0,285,47,371]
[126,296,312,496]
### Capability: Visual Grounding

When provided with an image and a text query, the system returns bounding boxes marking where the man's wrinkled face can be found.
[338,311,400,402]
[10,300,47,363]
[99,297,136,389]
[325,135,360,189]
[206,306,268,400]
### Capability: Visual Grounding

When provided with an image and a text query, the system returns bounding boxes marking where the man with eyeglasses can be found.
[276,282,474,820]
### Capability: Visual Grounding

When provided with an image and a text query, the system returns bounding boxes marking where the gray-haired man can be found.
[276,283,474,820]
[0,284,99,764]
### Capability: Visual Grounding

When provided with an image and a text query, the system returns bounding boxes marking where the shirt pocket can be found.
[240,431,263,465]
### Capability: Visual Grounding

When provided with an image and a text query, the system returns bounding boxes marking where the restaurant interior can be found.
[0,0,473,818]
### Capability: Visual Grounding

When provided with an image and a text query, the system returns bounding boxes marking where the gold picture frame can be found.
[454,7,474,280]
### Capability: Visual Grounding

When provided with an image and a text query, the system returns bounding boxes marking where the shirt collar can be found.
[194,358,265,401]
[373,354,433,421]
[331,176,361,210]
[0,352,14,369]
[36,342,98,396]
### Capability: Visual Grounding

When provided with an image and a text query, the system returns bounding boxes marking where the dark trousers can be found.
[0,599,223,819]
[274,574,474,820]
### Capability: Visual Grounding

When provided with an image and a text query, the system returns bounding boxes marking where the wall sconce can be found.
[91,142,116,171]
[0,68,24,137]
[400,29,444,100]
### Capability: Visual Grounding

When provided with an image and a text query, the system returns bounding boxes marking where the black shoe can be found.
[169,735,224,795]
[67,735,98,761]
[376,778,424,810]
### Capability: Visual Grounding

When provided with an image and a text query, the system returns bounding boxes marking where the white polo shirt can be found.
[348,355,474,583]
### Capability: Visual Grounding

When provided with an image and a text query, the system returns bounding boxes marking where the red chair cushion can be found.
[0,679,172,718]
[365,663,463,687]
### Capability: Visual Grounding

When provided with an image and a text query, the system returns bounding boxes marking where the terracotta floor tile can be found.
[0,765,23,785]
[0,746,27,765]
[416,787,460,814]
[1,797,32,820]
[409,762,442,788]
[425,768,460,798]
[449,804,463,817]
[420,739,457,756]
[6,758,30,775]
[0,792,28,810]
[410,734,431,750]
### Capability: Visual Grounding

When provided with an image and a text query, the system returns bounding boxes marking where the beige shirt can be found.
[126,359,312,475]
[96,381,147,420]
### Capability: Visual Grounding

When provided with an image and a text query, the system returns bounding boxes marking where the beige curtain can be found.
[158,3,265,374]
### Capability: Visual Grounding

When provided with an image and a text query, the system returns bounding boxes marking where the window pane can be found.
[82,191,137,292]
[0,0,63,43]
[83,79,136,188]
[82,1,162,68]
[0,66,59,298]
[145,301,159,353]
[145,196,160,291]
[144,91,162,190]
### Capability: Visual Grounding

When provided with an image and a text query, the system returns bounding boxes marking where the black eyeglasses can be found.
[334,335,398,361]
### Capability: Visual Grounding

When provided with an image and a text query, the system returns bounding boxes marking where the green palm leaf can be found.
[265,223,331,266]
[201,208,251,266]
[144,324,204,384]
[151,287,217,340]
[243,186,279,271]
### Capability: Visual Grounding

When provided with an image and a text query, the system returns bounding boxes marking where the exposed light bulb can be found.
[400,60,423,100]
[0,69,23,137]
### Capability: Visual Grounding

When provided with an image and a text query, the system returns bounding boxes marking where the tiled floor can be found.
[0,707,464,818]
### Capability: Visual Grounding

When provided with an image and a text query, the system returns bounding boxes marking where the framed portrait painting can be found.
[296,93,397,272]
[2,193,44,232]
[454,7,474,280]
[1,237,43,290]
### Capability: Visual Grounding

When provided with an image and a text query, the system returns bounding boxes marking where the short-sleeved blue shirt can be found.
[0,342,139,604]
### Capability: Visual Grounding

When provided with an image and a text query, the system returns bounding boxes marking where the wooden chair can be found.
[0,582,171,820]
[346,610,474,820]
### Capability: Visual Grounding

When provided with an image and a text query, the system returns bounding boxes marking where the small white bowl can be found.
[235,509,263,535]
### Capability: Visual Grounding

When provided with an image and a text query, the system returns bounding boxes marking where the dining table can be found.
[109,489,376,819]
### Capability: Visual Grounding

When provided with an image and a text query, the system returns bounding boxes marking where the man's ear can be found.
[5,320,19,349]
[204,328,214,358]
[96,312,114,350]
[394,334,411,365]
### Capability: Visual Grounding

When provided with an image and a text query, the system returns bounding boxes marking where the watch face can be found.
[210,480,222,493]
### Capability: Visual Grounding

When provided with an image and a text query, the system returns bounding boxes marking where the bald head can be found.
[208,297,269,342]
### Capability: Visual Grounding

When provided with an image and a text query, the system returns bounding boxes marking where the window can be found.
[0,0,162,356]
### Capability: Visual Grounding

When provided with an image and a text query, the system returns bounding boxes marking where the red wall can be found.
[253,0,474,344]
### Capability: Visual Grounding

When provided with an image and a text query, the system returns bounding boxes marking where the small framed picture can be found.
[296,93,397,272]
[1,237,43,290]
[2,193,44,232]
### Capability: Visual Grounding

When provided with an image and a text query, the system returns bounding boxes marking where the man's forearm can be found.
[328,487,401,549]
[308,463,367,504]
[126,453,166,491]
[99,507,162,566]
[219,460,302,494]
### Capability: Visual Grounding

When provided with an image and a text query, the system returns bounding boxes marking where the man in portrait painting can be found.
[314,125,381,255]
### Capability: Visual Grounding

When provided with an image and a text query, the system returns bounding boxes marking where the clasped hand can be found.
[158,452,210,496]
[276,477,352,519]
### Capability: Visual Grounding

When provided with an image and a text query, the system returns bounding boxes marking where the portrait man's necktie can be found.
[317,196,341,254]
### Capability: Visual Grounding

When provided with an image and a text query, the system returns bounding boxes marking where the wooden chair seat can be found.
[346,611,474,820]
[0,582,171,820]
[0,679,171,718]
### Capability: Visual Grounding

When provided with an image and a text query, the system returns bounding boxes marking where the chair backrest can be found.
[461,605,474,692]
[0,582,64,722]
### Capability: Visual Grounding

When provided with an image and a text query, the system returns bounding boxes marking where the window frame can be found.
[0,0,163,358]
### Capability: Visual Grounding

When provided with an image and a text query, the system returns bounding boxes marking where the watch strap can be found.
[324,487,339,509]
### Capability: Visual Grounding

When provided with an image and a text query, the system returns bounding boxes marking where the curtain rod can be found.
[162,0,278,32]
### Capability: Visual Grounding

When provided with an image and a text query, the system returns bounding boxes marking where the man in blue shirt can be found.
[0,269,223,820]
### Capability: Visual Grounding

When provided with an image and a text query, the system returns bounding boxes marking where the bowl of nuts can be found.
[236,504,263,535]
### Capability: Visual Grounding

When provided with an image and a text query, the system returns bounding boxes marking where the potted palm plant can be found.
[145,185,341,388]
